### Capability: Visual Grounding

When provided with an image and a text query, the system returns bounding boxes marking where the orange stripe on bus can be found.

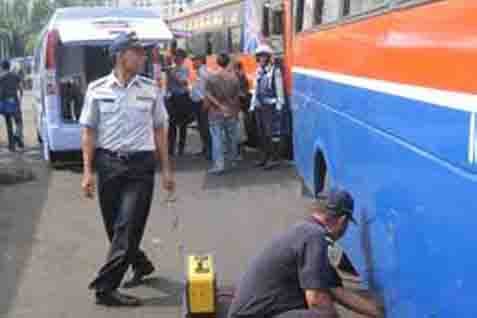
[292,0,477,94]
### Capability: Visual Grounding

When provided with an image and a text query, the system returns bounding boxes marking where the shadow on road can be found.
[140,276,183,307]
[0,146,51,316]
[203,161,297,191]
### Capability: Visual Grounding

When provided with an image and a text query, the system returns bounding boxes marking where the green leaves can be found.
[0,0,106,57]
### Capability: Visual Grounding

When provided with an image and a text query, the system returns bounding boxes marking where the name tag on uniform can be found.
[136,96,155,103]
[97,98,117,113]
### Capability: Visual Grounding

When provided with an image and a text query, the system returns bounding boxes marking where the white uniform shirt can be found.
[79,72,169,152]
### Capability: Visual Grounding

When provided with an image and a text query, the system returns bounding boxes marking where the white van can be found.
[32,7,172,163]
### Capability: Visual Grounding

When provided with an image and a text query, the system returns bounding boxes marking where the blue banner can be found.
[242,0,262,53]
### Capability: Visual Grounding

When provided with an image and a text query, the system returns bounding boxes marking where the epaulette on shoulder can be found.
[88,77,109,90]
[138,76,155,86]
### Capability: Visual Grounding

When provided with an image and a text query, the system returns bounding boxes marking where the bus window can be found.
[208,30,228,54]
[262,4,271,37]
[342,0,389,16]
[295,0,305,32]
[272,8,283,35]
[229,26,242,53]
[313,0,342,25]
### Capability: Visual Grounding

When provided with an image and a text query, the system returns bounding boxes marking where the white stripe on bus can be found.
[292,67,477,113]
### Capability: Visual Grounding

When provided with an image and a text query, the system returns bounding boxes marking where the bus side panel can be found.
[292,1,477,317]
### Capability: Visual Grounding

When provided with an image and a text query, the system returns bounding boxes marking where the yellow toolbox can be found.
[185,254,216,316]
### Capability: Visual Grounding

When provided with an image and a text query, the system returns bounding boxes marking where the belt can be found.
[258,97,277,105]
[97,148,154,161]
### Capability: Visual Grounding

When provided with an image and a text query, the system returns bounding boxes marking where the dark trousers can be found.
[3,114,15,151]
[167,94,195,156]
[89,150,156,293]
[255,106,280,162]
[192,101,211,156]
[12,108,23,145]
[231,308,338,318]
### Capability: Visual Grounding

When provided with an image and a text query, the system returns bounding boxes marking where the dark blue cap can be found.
[109,31,149,56]
[317,189,356,224]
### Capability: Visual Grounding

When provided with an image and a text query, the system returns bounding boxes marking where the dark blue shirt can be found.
[228,220,342,318]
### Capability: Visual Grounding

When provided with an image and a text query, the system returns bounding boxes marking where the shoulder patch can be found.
[138,76,155,86]
[88,76,109,90]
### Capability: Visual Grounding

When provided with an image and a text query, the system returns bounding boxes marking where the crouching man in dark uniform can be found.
[228,189,384,318]
[80,31,175,306]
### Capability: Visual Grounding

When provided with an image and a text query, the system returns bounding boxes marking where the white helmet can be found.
[255,44,274,56]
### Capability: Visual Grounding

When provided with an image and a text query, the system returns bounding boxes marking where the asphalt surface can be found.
[0,94,363,318]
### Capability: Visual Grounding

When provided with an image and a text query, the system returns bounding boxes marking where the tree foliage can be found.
[0,0,106,58]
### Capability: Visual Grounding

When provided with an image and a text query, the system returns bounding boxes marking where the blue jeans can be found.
[209,117,240,169]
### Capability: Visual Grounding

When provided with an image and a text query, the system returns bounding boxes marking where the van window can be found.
[342,0,388,16]
[313,0,342,25]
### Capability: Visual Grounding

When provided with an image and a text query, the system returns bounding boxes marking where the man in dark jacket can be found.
[0,59,24,151]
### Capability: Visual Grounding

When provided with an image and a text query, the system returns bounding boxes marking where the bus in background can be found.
[168,0,291,151]
[168,0,286,80]
[287,0,477,317]
[32,7,173,164]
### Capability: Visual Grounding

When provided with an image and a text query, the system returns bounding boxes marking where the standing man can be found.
[250,45,286,170]
[80,32,175,306]
[166,48,193,156]
[204,53,241,174]
[190,54,211,159]
[228,189,385,318]
[0,60,24,151]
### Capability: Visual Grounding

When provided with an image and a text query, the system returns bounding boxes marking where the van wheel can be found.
[37,130,43,144]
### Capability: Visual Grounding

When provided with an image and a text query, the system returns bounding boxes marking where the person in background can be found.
[190,54,211,159]
[0,59,24,151]
[204,53,241,174]
[228,189,385,318]
[250,45,286,170]
[166,48,194,156]
[231,60,251,158]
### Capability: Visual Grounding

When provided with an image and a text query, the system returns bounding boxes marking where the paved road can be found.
[0,94,362,318]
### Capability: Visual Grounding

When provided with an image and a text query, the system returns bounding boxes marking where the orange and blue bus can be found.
[284,0,477,317]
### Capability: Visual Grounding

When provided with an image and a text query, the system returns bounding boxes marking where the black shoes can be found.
[254,159,267,167]
[16,138,24,149]
[95,290,142,307]
[122,262,155,288]
[132,261,155,282]
[264,160,280,170]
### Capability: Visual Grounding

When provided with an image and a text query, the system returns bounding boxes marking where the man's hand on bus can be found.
[81,171,95,199]
[276,102,283,111]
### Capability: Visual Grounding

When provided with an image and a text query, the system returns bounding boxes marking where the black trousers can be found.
[3,114,15,150]
[231,308,338,318]
[167,94,195,155]
[255,107,280,162]
[89,150,156,293]
[192,101,211,156]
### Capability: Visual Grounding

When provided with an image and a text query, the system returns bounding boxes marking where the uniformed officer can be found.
[80,31,175,306]
[250,45,287,170]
